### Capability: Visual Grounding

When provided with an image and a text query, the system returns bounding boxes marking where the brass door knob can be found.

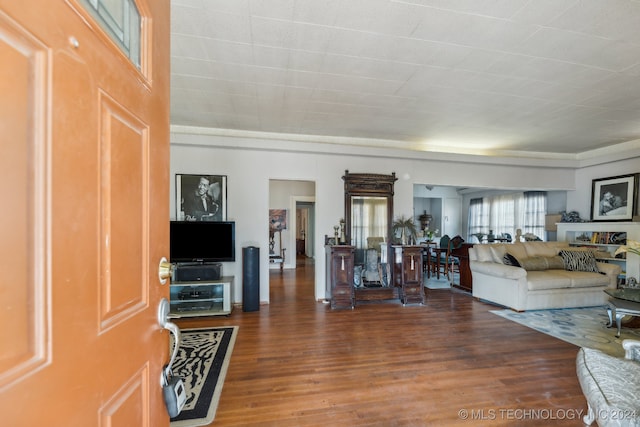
[158,257,173,284]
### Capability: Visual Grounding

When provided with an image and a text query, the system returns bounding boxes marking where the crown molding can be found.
[170,125,640,168]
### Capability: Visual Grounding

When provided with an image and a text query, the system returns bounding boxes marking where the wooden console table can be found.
[325,245,355,309]
[450,243,474,292]
[393,245,424,305]
[326,244,427,307]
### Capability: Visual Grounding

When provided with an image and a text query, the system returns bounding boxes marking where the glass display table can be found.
[604,288,640,337]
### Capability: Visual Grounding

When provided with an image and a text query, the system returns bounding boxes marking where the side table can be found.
[605,288,640,337]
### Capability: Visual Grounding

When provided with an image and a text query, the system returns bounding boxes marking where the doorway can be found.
[268,180,316,300]
[295,200,315,260]
[413,185,463,238]
[268,180,316,270]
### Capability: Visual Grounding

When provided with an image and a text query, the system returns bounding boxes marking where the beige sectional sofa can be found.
[469,241,621,311]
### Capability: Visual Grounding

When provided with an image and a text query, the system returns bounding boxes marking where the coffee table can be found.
[605,288,640,337]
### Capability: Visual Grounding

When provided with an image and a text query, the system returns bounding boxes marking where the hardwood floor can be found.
[176,256,588,426]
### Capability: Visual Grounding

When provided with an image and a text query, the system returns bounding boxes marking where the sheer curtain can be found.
[468,198,488,237]
[351,197,387,248]
[522,191,546,238]
[490,193,520,238]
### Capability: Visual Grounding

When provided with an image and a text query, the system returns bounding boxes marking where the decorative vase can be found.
[418,211,432,231]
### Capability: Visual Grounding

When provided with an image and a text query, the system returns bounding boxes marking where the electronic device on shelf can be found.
[174,263,222,281]
[176,303,214,312]
[177,287,212,300]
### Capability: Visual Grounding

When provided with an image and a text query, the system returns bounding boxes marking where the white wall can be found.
[170,130,639,304]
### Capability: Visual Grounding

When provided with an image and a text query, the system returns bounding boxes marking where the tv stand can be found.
[169,276,234,317]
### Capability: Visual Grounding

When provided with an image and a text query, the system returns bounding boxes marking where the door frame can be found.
[290,196,315,263]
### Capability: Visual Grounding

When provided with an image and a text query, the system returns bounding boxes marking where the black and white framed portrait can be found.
[591,173,638,221]
[176,174,227,221]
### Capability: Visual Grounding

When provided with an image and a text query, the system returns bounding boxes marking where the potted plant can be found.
[615,240,640,257]
[392,215,418,245]
[425,228,439,242]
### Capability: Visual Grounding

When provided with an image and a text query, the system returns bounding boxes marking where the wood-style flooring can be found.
[176,256,588,426]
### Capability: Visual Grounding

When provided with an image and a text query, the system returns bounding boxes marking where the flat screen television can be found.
[170,221,235,262]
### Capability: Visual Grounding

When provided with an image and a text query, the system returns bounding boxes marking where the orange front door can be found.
[0,1,171,426]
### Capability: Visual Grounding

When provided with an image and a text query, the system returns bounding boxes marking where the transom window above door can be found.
[79,0,141,69]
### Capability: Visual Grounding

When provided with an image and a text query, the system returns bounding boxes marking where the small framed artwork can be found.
[591,173,638,221]
[176,174,227,221]
[269,209,287,231]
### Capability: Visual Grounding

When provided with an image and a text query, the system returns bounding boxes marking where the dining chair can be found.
[447,235,465,283]
[421,241,436,278]
[434,235,450,279]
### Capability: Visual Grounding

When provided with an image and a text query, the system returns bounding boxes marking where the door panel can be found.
[444,197,462,237]
[402,252,422,284]
[0,1,170,425]
[98,92,149,332]
[0,7,50,388]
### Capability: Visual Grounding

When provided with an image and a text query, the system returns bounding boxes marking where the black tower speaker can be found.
[242,246,260,312]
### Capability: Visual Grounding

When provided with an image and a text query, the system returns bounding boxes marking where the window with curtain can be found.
[468,198,488,238]
[522,191,547,238]
[468,192,547,241]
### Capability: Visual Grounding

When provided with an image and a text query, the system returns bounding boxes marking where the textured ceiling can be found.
[170,0,640,156]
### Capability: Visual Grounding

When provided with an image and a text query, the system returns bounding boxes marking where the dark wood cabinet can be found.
[393,245,424,305]
[325,245,355,309]
[451,243,474,292]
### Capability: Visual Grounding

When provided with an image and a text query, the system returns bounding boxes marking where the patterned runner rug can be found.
[170,326,238,427]
[491,306,640,357]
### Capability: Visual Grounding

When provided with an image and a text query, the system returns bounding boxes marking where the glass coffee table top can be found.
[605,288,640,337]
[605,288,640,303]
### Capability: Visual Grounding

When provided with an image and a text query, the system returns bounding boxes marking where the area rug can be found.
[425,278,451,289]
[424,274,457,289]
[491,306,640,357]
[170,326,238,427]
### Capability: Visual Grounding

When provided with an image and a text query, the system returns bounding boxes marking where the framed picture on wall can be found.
[269,209,287,230]
[590,173,638,221]
[176,174,227,221]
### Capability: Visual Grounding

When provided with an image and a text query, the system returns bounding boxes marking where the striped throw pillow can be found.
[559,250,599,273]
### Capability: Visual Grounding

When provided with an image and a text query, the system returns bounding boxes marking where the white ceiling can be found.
[170,0,640,157]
